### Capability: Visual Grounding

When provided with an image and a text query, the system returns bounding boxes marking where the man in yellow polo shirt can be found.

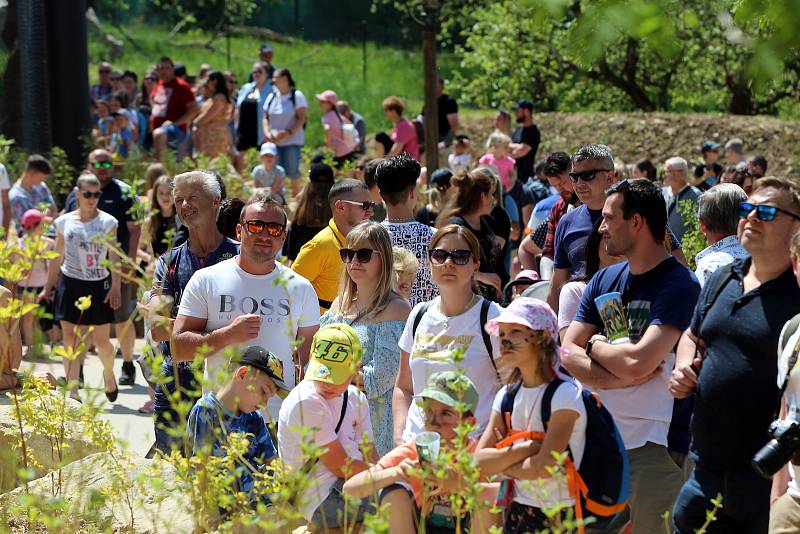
[292,179,375,312]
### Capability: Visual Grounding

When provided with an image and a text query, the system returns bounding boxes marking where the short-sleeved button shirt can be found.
[690,259,800,472]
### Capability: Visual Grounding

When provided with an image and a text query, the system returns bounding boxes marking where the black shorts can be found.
[54,275,114,325]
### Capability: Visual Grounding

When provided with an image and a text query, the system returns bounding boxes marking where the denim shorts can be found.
[276,144,302,179]
[160,123,187,149]
[311,478,375,529]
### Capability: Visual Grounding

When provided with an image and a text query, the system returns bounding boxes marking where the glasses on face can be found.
[429,248,473,265]
[252,70,263,76]
[99,69,111,74]
[340,248,380,264]
[145,76,157,82]
[242,219,286,236]
[91,161,113,169]
[569,169,611,183]
[229,79,237,85]
[340,199,376,211]
[739,202,800,222]
[81,190,102,199]
[110,76,121,81]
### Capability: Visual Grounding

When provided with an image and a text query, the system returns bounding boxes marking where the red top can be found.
[391,118,420,161]
[150,77,195,132]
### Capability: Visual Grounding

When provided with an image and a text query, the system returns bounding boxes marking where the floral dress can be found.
[194,97,232,158]
[320,311,404,456]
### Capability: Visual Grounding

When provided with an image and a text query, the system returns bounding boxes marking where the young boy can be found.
[252,142,286,203]
[277,323,377,529]
[343,371,498,533]
[392,246,419,302]
[186,345,288,495]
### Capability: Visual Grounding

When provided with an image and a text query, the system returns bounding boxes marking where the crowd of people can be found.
[1,45,799,533]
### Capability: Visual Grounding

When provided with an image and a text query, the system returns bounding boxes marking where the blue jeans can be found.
[151,362,199,456]
[277,144,302,179]
[672,464,770,534]
[311,478,375,529]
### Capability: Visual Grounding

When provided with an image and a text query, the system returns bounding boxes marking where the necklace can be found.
[440,293,478,326]
[388,216,416,224]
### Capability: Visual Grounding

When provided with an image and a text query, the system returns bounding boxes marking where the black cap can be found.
[513,99,533,111]
[309,162,335,183]
[238,346,290,396]
[429,168,453,191]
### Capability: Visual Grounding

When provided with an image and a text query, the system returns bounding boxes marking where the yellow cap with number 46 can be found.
[305,323,362,385]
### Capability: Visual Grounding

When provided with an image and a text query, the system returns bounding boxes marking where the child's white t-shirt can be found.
[277,380,374,520]
[492,379,587,509]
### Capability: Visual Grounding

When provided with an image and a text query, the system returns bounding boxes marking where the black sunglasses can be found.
[607,179,643,211]
[340,248,381,263]
[242,219,285,237]
[429,248,473,265]
[569,168,611,183]
[340,199,376,211]
[145,76,157,82]
[91,161,113,169]
[81,190,102,199]
[739,202,800,222]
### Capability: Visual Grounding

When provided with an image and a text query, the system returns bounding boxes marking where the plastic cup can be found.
[415,431,441,464]
[594,292,630,345]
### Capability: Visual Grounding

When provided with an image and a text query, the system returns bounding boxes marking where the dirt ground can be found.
[460,111,800,174]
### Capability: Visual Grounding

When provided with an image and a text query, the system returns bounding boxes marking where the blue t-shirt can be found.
[187,391,277,493]
[575,256,701,452]
[553,204,602,276]
[65,178,137,254]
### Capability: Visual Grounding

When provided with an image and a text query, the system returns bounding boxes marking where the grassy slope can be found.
[89,24,456,148]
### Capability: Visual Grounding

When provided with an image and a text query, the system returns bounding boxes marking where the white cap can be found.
[260,142,278,156]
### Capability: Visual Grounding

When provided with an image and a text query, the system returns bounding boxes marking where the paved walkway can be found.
[9,338,155,457]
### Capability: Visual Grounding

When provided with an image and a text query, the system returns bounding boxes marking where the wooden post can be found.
[421,0,439,171]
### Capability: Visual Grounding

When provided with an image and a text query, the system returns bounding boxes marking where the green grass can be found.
[90,24,457,148]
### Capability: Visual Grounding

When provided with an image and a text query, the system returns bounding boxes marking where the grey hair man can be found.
[149,170,239,456]
[694,183,749,286]
[663,156,701,243]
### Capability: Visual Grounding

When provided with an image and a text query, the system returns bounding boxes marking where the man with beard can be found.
[508,99,540,229]
[172,191,320,421]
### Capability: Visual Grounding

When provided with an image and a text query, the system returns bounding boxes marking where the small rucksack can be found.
[499,378,629,531]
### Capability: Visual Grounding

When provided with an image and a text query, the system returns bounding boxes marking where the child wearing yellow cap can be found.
[277,323,378,529]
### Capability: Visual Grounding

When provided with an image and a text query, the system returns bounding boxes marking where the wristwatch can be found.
[586,339,596,356]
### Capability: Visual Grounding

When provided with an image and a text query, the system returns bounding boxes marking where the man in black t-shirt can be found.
[421,77,459,146]
[64,149,142,386]
[669,177,800,533]
[509,99,541,184]
[692,140,722,192]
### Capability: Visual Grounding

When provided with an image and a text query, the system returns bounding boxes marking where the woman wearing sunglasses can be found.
[41,173,122,402]
[436,167,507,301]
[393,224,502,446]
[321,221,411,455]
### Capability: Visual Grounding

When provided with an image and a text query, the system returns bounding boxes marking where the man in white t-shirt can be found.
[0,162,11,237]
[278,324,377,528]
[172,192,320,418]
[375,154,438,306]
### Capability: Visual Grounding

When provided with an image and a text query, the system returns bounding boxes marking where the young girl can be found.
[15,209,56,348]
[479,132,516,192]
[476,297,588,533]
[392,246,419,303]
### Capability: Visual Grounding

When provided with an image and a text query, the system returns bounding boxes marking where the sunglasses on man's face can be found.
[569,169,611,183]
[340,199,376,211]
[739,202,800,222]
[340,248,380,264]
[99,69,111,74]
[145,77,157,82]
[91,161,113,169]
[429,248,473,266]
[81,190,102,199]
[242,219,285,237]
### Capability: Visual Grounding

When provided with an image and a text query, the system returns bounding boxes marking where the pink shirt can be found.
[18,236,55,288]
[479,153,516,190]
[322,110,353,158]
[391,118,420,161]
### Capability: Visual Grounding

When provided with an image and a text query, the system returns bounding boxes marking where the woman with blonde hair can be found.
[321,220,411,455]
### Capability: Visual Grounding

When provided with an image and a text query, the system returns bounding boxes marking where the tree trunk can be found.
[422,2,439,171]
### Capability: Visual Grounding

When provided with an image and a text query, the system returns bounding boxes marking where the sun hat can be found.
[260,142,278,156]
[315,90,338,105]
[418,371,479,415]
[485,297,559,344]
[305,324,362,385]
[237,345,290,397]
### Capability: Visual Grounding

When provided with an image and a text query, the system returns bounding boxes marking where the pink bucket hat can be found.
[315,89,338,105]
[485,297,559,345]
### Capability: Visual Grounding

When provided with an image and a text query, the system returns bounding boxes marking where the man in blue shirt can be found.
[147,171,239,456]
[562,178,701,533]
[187,345,288,498]
[669,176,800,533]
[546,144,616,312]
